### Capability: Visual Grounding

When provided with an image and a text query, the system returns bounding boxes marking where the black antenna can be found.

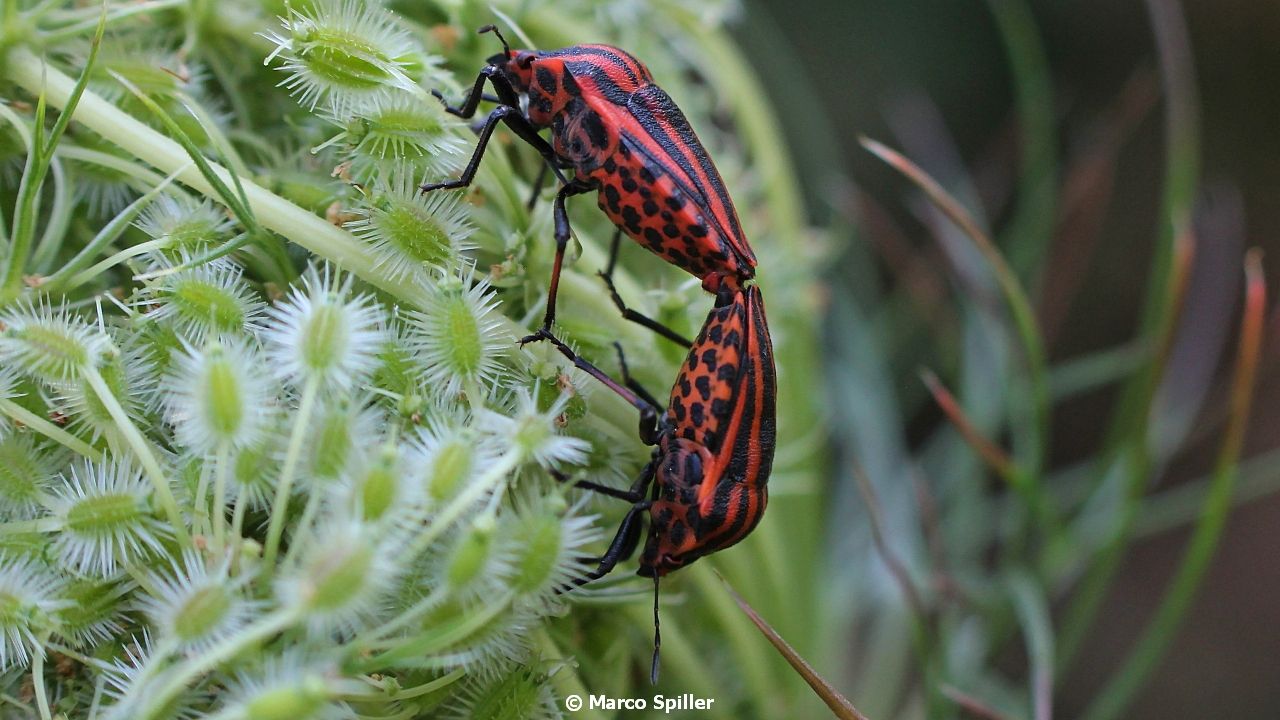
[650,573,662,685]
[478,24,512,60]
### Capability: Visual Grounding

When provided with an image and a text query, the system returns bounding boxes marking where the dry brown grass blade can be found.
[714,572,871,720]
[919,368,1018,482]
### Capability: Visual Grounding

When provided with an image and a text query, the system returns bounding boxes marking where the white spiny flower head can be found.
[343,439,416,524]
[136,256,265,341]
[228,415,287,511]
[345,172,475,281]
[435,514,516,600]
[0,366,19,438]
[0,555,67,670]
[276,516,399,637]
[501,493,601,605]
[0,300,109,385]
[52,330,158,443]
[406,264,509,398]
[261,0,430,113]
[102,632,204,720]
[134,194,233,255]
[306,395,383,483]
[264,265,386,390]
[444,666,560,720]
[415,598,535,679]
[222,652,350,720]
[0,434,61,519]
[407,414,497,507]
[478,388,590,470]
[325,94,466,177]
[50,460,168,577]
[136,549,254,655]
[163,335,271,454]
[54,576,128,650]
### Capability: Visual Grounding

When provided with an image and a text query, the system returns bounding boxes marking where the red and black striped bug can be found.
[547,284,776,682]
[422,25,758,345]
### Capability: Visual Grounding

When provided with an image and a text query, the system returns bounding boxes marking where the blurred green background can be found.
[736,0,1280,717]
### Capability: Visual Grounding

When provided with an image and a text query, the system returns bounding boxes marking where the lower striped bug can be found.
[546,282,776,682]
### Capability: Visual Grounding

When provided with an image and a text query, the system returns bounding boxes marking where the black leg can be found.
[522,328,662,446]
[432,66,520,119]
[549,468,644,503]
[525,180,597,334]
[421,105,569,194]
[598,229,694,348]
[570,500,651,586]
[613,342,664,411]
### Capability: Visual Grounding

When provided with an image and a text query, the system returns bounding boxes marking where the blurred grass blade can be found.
[984,0,1058,279]
[941,684,1013,720]
[716,572,870,720]
[851,464,931,632]
[860,137,1052,515]
[1083,249,1265,720]
[1007,571,1054,720]
[919,368,1017,482]
[1058,0,1202,670]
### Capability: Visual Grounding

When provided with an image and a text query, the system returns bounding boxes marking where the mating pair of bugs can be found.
[422,26,776,681]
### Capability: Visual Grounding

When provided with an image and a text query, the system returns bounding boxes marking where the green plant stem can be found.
[0,517,60,535]
[0,397,103,460]
[84,365,188,544]
[30,634,52,720]
[261,374,319,575]
[135,608,297,720]
[212,441,229,549]
[985,0,1057,279]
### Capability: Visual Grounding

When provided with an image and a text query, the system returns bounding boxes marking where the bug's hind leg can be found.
[598,228,693,348]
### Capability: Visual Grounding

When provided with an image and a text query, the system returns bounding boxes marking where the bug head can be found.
[479,24,537,92]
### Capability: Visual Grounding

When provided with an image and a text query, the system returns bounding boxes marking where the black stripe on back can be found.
[561,60,630,105]
[625,87,741,256]
[547,46,640,86]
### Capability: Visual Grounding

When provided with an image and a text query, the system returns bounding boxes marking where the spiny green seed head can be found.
[511,514,561,594]
[205,350,246,436]
[263,1,428,111]
[427,439,473,502]
[357,445,399,521]
[446,520,494,590]
[452,668,555,720]
[171,585,232,642]
[348,178,474,281]
[243,677,330,720]
[0,435,56,517]
[0,304,107,384]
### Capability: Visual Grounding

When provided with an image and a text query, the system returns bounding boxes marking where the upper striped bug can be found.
[422,25,758,345]
[547,284,776,682]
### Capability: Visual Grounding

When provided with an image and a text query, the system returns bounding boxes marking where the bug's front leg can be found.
[421,105,569,193]
[432,65,520,118]
[531,179,596,334]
